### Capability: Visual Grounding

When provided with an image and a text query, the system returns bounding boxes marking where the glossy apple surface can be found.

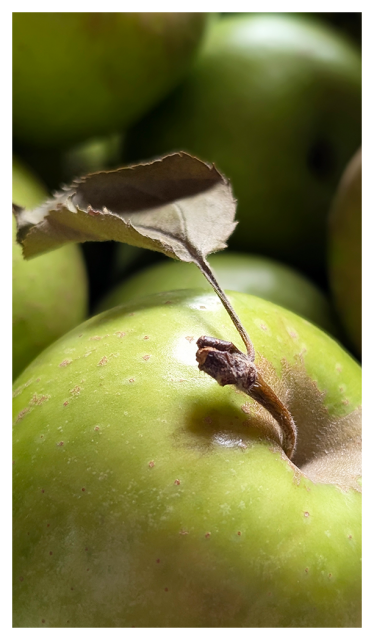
[97,252,339,337]
[328,148,361,357]
[12,13,209,147]
[12,158,88,380]
[13,289,361,627]
[127,13,361,273]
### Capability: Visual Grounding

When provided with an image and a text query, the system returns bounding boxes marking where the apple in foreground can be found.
[127,13,361,272]
[13,290,361,627]
[12,158,88,380]
[328,148,361,357]
[97,251,339,337]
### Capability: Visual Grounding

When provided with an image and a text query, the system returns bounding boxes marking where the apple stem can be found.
[195,255,255,359]
[247,371,297,459]
[192,254,297,459]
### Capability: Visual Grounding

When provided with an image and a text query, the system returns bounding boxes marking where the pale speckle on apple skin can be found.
[253,318,272,335]
[14,390,52,423]
[287,327,299,340]
[59,359,72,367]
[70,385,81,396]
[338,384,347,393]
[31,393,50,406]
[12,377,34,398]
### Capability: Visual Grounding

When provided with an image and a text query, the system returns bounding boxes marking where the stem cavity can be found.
[196,335,297,460]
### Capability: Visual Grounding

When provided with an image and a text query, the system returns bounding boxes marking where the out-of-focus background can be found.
[12,12,362,379]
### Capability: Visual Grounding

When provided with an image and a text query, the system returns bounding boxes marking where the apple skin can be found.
[96,251,340,337]
[127,13,361,273]
[12,13,209,148]
[328,149,361,357]
[12,158,89,380]
[13,289,361,627]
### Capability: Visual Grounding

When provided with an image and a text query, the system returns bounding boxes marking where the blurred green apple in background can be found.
[127,13,361,275]
[13,289,361,627]
[12,158,88,380]
[12,12,210,148]
[60,132,125,183]
[328,148,361,357]
[96,252,339,337]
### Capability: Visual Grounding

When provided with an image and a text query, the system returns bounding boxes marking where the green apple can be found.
[127,13,361,273]
[13,289,361,627]
[97,252,339,337]
[61,132,125,182]
[328,148,361,357]
[12,158,89,380]
[12,13,209,148]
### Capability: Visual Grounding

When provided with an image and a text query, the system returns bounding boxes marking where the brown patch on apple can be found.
[254,354,362,493]
[180,351,361,493]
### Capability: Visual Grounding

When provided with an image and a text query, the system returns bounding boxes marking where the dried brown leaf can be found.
[13,152,237,262]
